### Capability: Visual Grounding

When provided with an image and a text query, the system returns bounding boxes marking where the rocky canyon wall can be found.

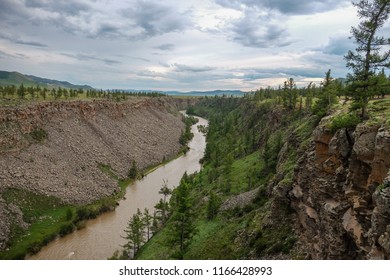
[0,97,189,250]
[290,118,390,259]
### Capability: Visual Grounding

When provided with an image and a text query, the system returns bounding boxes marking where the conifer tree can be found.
[123,208,145,258]
[345,0,390,118]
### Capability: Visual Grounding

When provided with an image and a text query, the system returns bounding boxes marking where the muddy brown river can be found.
[28,115,207,260]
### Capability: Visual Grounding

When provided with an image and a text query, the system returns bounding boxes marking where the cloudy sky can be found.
[0,0,387,91]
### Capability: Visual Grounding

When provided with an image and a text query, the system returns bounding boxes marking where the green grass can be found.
[136,147,295,260]
[137,218,244,260]
[135,223,178,260]
[328,112,361,133]
[367,98,390,127]
[0,188,74,259]
[229,151,264,194]
[183,219,244,259]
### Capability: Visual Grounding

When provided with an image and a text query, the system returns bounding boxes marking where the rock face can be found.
[290,119,390,259]
[0,97,187,250]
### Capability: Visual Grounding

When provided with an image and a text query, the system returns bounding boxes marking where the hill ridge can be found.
[0,70,93,90]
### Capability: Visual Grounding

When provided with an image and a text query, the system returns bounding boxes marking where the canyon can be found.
[0,97,192,251]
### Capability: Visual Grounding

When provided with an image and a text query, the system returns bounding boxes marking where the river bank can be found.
[27,115,207,260]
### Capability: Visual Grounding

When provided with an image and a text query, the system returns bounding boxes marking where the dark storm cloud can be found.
[215,0,350,15]
[125,1,193,39]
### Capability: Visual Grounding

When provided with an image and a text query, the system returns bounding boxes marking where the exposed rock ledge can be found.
[0,97,188,250]
[290,119,390,259]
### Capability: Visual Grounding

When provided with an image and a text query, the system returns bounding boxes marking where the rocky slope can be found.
[0,97,188,250]
[290,117,390,259]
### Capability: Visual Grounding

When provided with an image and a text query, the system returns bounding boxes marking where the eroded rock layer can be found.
[291,119,390,259]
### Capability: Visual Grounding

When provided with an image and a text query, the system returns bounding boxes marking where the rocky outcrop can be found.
[290,119,390,259]
[0,97,187,250]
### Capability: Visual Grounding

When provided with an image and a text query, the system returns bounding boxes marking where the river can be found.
[28,115,208,260]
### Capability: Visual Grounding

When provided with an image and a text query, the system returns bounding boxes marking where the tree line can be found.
[0,84,166,104]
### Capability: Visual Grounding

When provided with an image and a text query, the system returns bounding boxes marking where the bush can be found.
[128,160,138,179]
[29,128,47,142]
[329,113,360,133]
[59,223,75,237]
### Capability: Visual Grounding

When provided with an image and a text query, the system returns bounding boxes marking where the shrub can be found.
[59,223,75,237]
[329,113,360,133]
[128,160,138,179]
[29,128,47,142]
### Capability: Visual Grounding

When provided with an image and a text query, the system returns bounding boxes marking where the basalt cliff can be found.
[0,97,193,251]
[290,118,390,259]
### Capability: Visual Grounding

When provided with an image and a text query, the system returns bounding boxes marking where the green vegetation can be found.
[377,180,390,192]
[27,128,48,143]
[135,94,320,260]
[329,113,361,133]
[0,183,126,260]
[0,83,166,106]
[344,0,390,119]
[179,115,198,154]
[0,188,74,259]
[128,160,139,179]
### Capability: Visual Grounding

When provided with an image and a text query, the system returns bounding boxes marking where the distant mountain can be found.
[109,89,246,97]
[0,71,93,90]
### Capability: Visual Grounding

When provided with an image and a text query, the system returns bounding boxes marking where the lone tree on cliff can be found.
[345,0,390,118]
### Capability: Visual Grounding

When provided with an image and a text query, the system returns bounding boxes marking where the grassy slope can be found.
[136,97,318,260]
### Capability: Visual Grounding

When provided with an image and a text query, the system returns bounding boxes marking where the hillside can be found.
[134,95,390,260]
[0,97,191,259]
[0,71,93,89]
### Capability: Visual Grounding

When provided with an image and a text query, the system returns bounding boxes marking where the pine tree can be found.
[142,208,153,241]
[282,78,298,110]
[170,181,194,257]
[345,0,390,118]
[128,160,138,179]
[123,208,145,258]
[154,180,172,225]
[207,191,220,220]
